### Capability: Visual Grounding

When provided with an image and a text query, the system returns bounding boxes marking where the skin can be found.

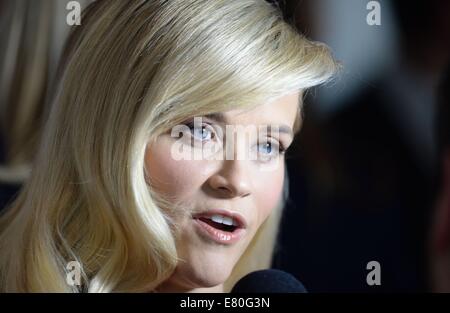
[145,92,301,292]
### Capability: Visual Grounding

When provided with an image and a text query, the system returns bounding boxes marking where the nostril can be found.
[208,174,251,198]
[216,187,233,197]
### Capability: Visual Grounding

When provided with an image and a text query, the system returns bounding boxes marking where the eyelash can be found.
[260,140,286,154]
[183,120,287,158]
[185,121,217,141]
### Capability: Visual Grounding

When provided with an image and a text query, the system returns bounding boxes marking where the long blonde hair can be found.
[0,0,338,292]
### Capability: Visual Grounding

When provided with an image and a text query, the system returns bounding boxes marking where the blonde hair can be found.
[0,0,338,292]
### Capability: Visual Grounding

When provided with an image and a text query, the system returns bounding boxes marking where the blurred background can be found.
[0,0,91,208]
[1,0,449,292]
[272,0,450,292]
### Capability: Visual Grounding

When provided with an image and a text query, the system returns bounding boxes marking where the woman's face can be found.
[145,92,300,292]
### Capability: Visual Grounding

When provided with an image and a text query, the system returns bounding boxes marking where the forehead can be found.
[215,92,301,126]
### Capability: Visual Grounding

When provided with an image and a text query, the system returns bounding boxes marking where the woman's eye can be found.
[257,140,286,160]
[258,142,274,155]
[186,122,215,142]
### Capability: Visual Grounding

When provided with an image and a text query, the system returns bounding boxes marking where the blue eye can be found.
[186,122,214,141]
[257,140,286,161]
[259,142,274,155]
[194,126,211,140]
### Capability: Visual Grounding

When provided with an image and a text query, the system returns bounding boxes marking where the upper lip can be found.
[192,208,248,229]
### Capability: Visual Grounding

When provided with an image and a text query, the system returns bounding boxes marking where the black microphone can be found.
[231,269,307,293]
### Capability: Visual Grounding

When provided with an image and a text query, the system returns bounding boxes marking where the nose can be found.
[207,159,252,199]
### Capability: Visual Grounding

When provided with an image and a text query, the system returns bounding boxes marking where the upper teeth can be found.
[210,214,238,226]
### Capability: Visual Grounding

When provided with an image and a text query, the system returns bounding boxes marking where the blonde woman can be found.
[0,0,338,292]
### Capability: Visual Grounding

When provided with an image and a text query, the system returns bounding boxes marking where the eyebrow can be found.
[204,113,293,136]
[204,113,227,123]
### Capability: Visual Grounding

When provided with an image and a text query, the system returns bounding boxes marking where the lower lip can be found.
[193,218,246,245]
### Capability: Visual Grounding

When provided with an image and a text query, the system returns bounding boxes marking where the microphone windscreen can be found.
[231,269,307,293]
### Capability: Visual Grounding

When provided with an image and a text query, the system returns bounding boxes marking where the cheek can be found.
[144,137,204,199]
[253,164,285,224]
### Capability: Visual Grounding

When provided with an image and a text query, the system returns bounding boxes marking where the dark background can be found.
[273,0,450,292]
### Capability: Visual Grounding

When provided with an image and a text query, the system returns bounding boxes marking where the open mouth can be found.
[198,217,238,232]
[192,211,247,245]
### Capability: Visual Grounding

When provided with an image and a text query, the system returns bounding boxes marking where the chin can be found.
[192,265,233,288]
[182,255,235,288]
